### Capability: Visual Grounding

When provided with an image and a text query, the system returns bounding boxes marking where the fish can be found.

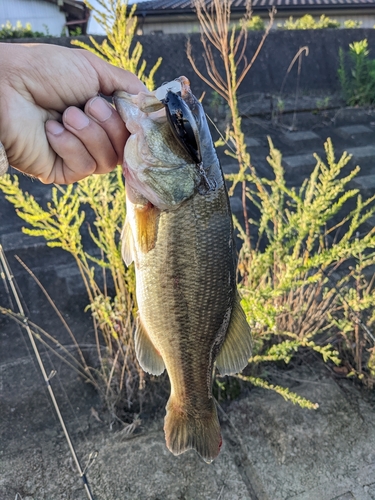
[113,76,252,463]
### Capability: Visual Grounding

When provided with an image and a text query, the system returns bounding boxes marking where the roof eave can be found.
[135,3,375,18]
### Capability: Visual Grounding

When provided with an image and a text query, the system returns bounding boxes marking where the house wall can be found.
[138,10,375,34]
[0,0,67,36]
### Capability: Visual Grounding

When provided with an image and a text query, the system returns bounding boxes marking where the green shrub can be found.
[0,20,46,39]
[228,138,375,389]
[0,168,144,414]
[338,39,375,105]
[344,19,362,29]
[241,15,265,31]
[0,0,161,419]
[279,14,340,30]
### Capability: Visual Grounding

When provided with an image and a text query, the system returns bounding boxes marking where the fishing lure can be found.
[156,81,214,193]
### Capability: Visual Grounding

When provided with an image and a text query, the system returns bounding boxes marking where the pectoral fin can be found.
[121,216,135,266]
[135,317,165,375]
[134,202,160,254]
[215,293,252,375]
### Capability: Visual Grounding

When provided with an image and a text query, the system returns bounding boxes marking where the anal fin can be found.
[215,293,252,375]
[135,317,165,375]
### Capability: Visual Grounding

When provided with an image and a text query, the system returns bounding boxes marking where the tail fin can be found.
[164,398,222,463]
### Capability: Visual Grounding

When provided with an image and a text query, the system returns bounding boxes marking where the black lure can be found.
[162,90,214,193]
[163,90,201,165]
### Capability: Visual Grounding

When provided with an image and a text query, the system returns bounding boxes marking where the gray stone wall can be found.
[4,29,375,96]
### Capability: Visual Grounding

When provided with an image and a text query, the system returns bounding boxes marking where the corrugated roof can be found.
[134,0,375,11]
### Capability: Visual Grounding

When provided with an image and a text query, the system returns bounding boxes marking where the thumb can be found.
[81,50,148,96]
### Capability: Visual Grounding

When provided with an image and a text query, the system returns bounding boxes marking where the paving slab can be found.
[283,153,316,170]
[226,366,375,500]
[333,108,375,127]
[245,137,262,148]
[352,174,375,190]
[347,145,375,161]
[0,231,46,251]
[229,196,243,215]
[283,130,321,143]
[2,361,375,499]
[55,263,87,295]
[221,162,240,175]
[337,125,374,138]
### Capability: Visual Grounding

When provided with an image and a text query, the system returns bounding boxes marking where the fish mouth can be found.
[158,77,218,193]
[162,78,202,167]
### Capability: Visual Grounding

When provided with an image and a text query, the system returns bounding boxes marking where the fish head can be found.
[113,85,198,210]
[113,77,223,209]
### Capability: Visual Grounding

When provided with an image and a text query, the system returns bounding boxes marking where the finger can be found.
[62,106,118,174]
[45,120,97,184]
[81,50,148,95]
[85,96,128,163]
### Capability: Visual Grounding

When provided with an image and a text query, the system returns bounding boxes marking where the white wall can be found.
[87,0,151,35]
[0,0,67,36]
[86,0,106,35]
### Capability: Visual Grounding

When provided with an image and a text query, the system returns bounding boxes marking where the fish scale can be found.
[114,77,252,462]
[136,186,235,405]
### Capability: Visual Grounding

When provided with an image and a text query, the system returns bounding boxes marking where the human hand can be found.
[0,43,146,184]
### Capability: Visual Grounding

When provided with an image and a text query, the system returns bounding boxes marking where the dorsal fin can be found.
[215,293,252,375]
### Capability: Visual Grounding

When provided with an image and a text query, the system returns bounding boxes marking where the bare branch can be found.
[279,45,310,95]
[202,52,228,97]
[186,39,227,99]
[234,25,248,67]
[236,7,276,91]
[203,42,228,91]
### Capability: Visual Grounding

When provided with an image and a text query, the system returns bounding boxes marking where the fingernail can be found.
[64,107,90,130]
[46,121,65,136]
[88,97,113,122]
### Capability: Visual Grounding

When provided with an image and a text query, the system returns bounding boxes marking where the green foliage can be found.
[0,168,143,410]
[72,0,161,90]
[338,39,375,106]
[279,14,340,30]
[316,96,331,110]
[237,375,319,409]
[240,15,265,31]
[69,26,82,36]
[191,0,321,408]
[0,20,46,39]
[213,376,242,401]
[0,0,163,416]
[229,138,375,388]
[344,20,362,29]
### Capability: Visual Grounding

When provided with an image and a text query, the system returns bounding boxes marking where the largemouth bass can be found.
[114,77,252,463]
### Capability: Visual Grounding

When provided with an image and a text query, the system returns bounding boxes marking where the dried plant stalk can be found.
[187,0,275,245]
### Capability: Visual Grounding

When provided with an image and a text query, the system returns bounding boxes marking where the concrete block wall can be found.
[4,28,375,95]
